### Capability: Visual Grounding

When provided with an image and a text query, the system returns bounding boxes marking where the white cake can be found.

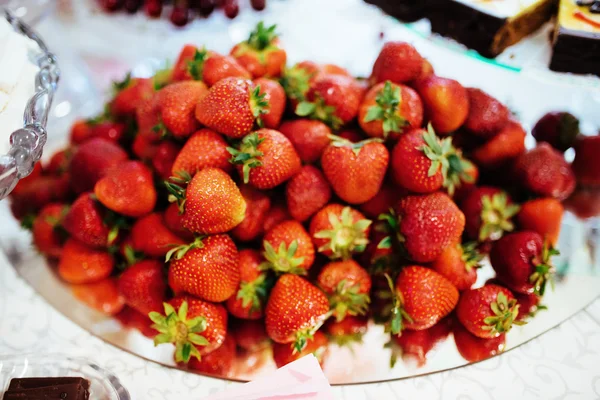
[0,18,40,156]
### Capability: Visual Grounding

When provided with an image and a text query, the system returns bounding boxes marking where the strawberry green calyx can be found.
[123,245,145,266]
[153,65,172,90]
[479,192,520,242]
[460,242,484,271]
[280,65,313,102]
[112,72,132,94]
[165,171,193,213]
[236,273,269,314]
[165,236,205,262]
[421,124,473,195]
[384,273,413,335]
[103,211,129,246]
[530,242,559,296]
[20,214,35,230]
[328,135,384,156]
[296,97,343,130]
[187,48,209,81]
[482,292,524,336]
[250,85,269,127]
[292,310,332,353]
[329,279,371,322]
[376,209,405,249]
[261,240,306,276]
[313,206,372,260]
[363,80,408,137]
[149,301,209,363]
[330,332,364,347]
[247,22,279,52]
[227,132,265,184]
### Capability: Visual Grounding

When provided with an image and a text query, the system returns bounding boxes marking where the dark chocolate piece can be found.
[549,27,600,75]
[429,0,556,57]
[8,378,88,392]
[364,0,438,22]
[3,384,89,400]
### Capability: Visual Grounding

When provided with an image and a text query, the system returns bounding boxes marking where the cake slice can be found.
[550,0,600,75]
[429,0,557,57]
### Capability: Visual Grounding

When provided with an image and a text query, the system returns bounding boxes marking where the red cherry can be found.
[223,0,239,18]
[251,0,266,10]
[144,0,163,17]
[170,6,190,26]
[198,0,215,15]
[102,0,124,11]
[124,0,143,12]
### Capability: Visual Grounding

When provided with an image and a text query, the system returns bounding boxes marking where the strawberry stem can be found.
[460,242,484,271]
[236,273,270,314]
[250,85,269,127]
[112,72,132,94]
[529,242,559,296]
[165,236,205,262]
[384,273,413,335]
[363,81,408,138]
[261,240,307,275]
[280,65,313,102]
[313,206,371,260]
[482,292,524,335]
[246,22,279,51]
[187,48,209,81]
[227,132,265,184]
[479,192,520,242]
[149,301,209,363]
[296,97,343,130]
[328,279,371,322]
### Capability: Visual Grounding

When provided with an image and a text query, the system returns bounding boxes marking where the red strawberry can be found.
[532,111,580,152]
[358,81,423,139]
[371,42,425,85]
[565,186,600,219]
[94,161,157,218]
[456,284,522,338]
[72,278,125,315]
[231,319,270,352]
[431,242,482,291]
[254,78,286,128]
[110,75,154,117]
[414,58,435,81]
[338,129,364,143]
[228,129,301,189]
[490,231,558,296]
[389,266,458,333]
[359,182,402,219]
[88,121,126,144]
[32,203,69,258]
[296,74,363,129]
[279,119,332,164]
[231,185,271,242]
[460,187,519,242]
[309,204,371,260]
[272,330,328,368]
[186,335,236,377]
[195,77,267,138]
[321,137,389,204]
[168,234,240,302]
[231,22,286,78]
[116,307,158,338]
[453,320,506,362]
[170,129,232,177]
[572,135,600,186]
[470,120,526,169]
[63,193,116,248]
[166,167,246,234]
[11,162,43,195]
[70,120,93,144]
[396,192,465,263]
[9,175,71,219]
[390,317,452,367]
[517,198,563,245]
[131,213,186,258]
[317,260,371,321]
[286,165,332,222]
[514,292,544,321]
[262,220,315,274]
[136,94,162,138]
[118,260,167,315]
[413,75,469,135]
[226,249,270,320]
[47,149,72,177]
[157,81,207,138]
[69,138,128,193]
[150,296,228,362]
[452,162,479,204]
[464,88,510,138]
[132,132,159,161]
[164,202,194,241]
[262,202,291,234]
[58,239,114,284]
[391,127,473,195]
[280,62,317,108]
[173,46,250,85]
[325,315,368,346]
[514,143,575,200]
[265,274,330,351]
[151,141,180,180]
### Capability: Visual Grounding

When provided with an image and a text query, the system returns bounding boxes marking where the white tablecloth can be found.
[1,251,599,400]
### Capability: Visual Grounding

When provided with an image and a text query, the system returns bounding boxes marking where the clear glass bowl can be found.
[0,8,60,200]
[0,355,130,400]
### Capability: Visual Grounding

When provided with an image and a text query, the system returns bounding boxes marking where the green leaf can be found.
[188,333,209,346]
[296,101,316,117]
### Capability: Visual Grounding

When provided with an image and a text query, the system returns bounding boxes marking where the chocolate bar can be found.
[3,377,90,400]
[429,0,557,58]
[550,0,600,75]
[364,0,436,22]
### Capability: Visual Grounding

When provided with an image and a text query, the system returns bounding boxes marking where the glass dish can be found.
[0,354,130,400]
[0,8,60,200]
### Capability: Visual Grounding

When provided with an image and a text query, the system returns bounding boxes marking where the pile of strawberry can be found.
[11,21,593,376]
